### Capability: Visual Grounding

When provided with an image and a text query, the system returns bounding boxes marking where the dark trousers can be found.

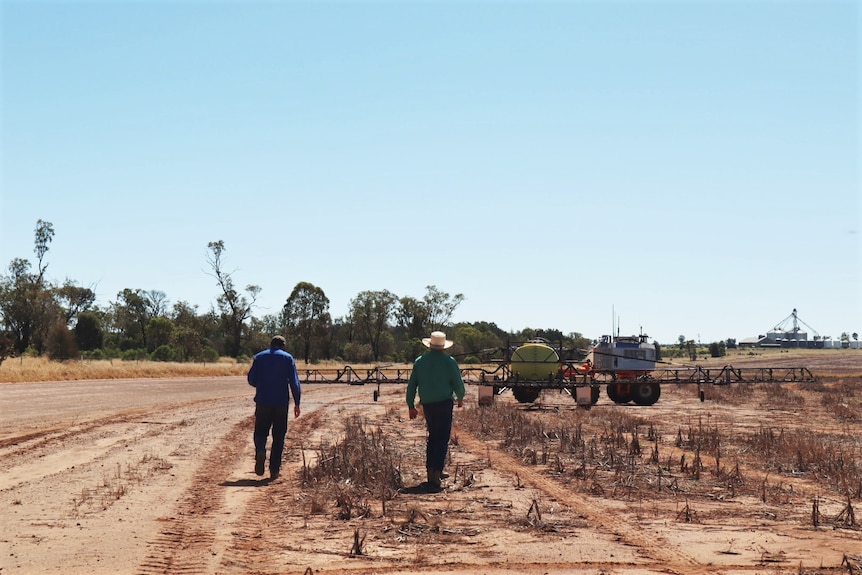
[254,404,288,472]
[422,399,454,472]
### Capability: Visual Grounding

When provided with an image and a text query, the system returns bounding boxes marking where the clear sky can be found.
[1,1,859,346]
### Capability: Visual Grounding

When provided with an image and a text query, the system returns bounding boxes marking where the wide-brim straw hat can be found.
[422,331,454,350]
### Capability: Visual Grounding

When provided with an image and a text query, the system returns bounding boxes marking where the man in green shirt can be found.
[406,331,466,492]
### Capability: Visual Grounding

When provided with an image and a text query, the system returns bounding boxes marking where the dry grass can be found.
[301,414,404,520]
[0,355,249,383]
[0,356,412,383]
[745,427,862,497]
[71,450,173,516]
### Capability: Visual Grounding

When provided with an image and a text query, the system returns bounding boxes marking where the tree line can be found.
[0,221,593,366]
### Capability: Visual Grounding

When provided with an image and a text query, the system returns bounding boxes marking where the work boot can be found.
[425,468,443,493]
[255,451,266,476]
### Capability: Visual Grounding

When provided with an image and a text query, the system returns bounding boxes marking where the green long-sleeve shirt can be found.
[406,350,465,409]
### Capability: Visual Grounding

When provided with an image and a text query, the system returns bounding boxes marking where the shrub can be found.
[102,347,122,360]
[198,346,219,363]
[121,348,149,361]
[82,349,106,360]
[708,341,726,358]
[343,342,374,363]
[46,324,78,361]
[151,345,181,362]
[0,332,15,366]
[74,312,104,351]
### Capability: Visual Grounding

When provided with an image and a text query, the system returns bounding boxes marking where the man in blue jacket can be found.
[247,335,301,480]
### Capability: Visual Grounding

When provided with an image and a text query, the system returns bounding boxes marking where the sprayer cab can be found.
[586,334,656,379]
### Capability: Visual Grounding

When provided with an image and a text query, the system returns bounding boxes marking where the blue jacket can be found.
[247,346,301,406]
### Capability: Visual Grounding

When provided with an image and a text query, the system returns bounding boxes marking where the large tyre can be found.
[631,381,661,406]
[607,383,632,404]
[512,386,541,404]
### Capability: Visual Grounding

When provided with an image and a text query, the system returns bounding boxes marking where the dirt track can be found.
[1,360,860,574]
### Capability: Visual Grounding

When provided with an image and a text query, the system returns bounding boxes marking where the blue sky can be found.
[1,1,859,345]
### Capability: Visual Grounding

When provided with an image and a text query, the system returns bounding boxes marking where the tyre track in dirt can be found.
[218,387,374,574]
[0,397,244,492]
[134,385,372,575]
[135,415,252,575]
[0,407,158,453]
[0,402,234,464]
[1,390,253,574]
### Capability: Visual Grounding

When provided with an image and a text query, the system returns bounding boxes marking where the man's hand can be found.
[294,405,301,418]
[456,399,463,408]
[408,408,418,420]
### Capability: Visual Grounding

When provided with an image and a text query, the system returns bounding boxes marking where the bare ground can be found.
[1,352,860,575]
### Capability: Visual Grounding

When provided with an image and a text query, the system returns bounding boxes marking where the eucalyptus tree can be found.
[171,301,203,333]
[110,289,151,350]
[0,220,63,353]
[33,219,54,282]
[164,301,208,360]
[146,317,175,353]
[322,316,347,361]
[348,289,398,362]
[453,323,505,359]
[167,327,198,360]
[0,259,45,352]
[567,332,592,354]
[56,280,96,325]
[282,281,330,363]
[395,296,428,340]
[74,311,104,352]
[0,220,96,355]
[423,285,464,332]
[206,240,260,357]
[144,289,169,318]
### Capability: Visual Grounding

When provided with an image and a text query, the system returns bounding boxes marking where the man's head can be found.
[270,335,286,349]
[422,331,453,351]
